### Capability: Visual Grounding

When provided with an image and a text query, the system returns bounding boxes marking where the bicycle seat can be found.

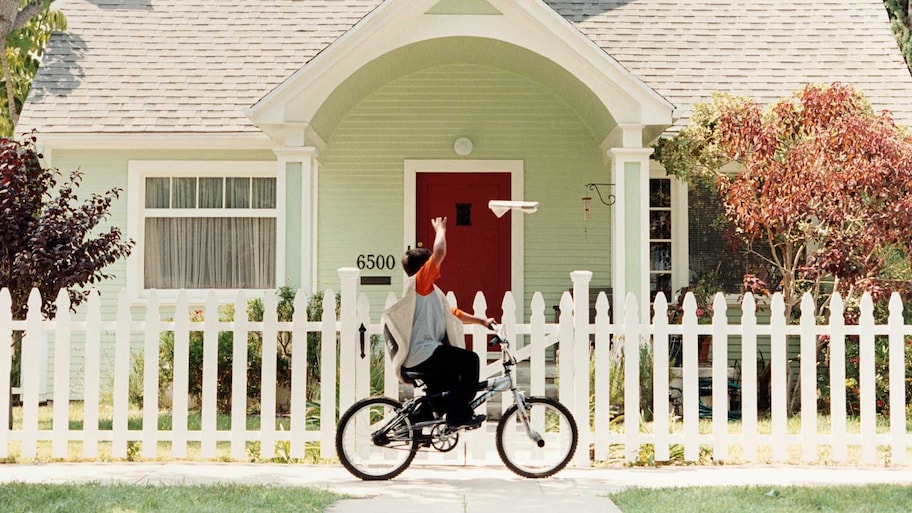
[402,368,430,383]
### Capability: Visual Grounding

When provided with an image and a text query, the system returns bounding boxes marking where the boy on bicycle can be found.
[381,216,494,430]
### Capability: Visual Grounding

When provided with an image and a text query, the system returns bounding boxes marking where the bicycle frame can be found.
[473,327,543,446]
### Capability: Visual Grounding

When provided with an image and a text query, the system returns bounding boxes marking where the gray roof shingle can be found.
[18,0,912,134]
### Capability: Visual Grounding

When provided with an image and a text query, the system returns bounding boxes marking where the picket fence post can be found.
[557,292,573,414]
[829,292,848,462]
[290,289,310,459]
[320,290,338,460]
[356,292,372,402]
[888,293,907,465]
[230,290,249,460]
[570,271,591,468]
[859,293,876,464]
[20,290,41,459]
[52,290,71,459]
[652,292,669,462]
[501,291,517,415]
[530,293,546,400]
[594,292,613,460]
[142,291,161,459]
[112,289,131,459]
[800,293,818,462]
[0,289,10,459]
[711,292,728,461]
[260,290,279,460]
[383,292,399,400]
[623,292,639,463]
[770,293,787,463]
[682,292,699,461]
[172,290,190,458]
[740,293,759,462]
[338,268,359,419]
[200,290,219,459]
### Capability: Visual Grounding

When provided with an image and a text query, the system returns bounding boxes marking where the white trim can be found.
[143,209,277,218]
[126,160,280,304]
[403,159,524,310]
[301,155,315,296]
[312,159,320,293]
[609,147,653,319]
[34,132,274,151]
[275,160,288,287]
[247,0,673,130]
[671,175,689,297]
[273,147,319,296]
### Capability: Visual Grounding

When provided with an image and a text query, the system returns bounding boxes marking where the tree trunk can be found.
[0,48,15,126]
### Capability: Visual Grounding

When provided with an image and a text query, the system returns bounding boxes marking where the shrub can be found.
[156,288,335,414]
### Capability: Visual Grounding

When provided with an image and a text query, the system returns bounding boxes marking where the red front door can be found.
[416,172,511,348]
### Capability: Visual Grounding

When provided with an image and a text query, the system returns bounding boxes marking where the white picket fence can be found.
[0,268,909,466]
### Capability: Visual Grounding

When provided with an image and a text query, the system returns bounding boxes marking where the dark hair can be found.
[402,248,431,277]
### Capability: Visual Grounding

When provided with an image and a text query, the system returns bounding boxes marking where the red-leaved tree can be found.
[0,133,133,320]
[656,83,912,320]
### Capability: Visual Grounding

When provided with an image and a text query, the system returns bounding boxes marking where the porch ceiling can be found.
[310,37,616,144]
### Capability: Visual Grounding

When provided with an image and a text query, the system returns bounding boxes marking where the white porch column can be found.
[274,146,318,296]
[609,129,653,321]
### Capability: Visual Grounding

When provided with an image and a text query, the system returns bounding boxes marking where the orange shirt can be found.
[414,256,462,317]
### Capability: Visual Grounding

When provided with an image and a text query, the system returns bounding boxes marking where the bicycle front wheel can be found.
[336,396,418,480]
[496,396,578,478]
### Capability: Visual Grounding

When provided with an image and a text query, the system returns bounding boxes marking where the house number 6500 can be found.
[356,254,396,270]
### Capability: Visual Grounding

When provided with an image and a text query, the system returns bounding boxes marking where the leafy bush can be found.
[156,288,335,414]
[820,335,912,416]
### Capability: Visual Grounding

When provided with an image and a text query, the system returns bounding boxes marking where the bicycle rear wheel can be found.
[496,396,578,478]
[336,396,418,480]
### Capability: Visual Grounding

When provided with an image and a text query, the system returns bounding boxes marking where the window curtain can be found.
[144,217,276,289]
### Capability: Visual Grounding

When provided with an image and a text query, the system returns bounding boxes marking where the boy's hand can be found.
[431,216,447,264]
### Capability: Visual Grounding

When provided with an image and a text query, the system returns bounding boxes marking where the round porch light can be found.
[454,136,473,156]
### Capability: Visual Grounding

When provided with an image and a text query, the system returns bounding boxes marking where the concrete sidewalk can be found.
[1,463,911,512]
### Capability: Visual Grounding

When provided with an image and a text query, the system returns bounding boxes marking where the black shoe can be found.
[446,414,486,430]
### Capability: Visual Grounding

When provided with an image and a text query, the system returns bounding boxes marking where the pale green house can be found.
[19,0,912,327]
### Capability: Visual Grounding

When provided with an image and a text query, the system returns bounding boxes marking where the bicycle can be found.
[335,324,578,480]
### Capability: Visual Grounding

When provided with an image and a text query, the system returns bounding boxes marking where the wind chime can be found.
[581,182,614,237]
[582,195,592,237]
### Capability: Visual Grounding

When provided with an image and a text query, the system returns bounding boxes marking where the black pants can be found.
[404,344,480,423]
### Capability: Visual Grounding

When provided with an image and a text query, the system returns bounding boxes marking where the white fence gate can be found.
[0,268,909,466]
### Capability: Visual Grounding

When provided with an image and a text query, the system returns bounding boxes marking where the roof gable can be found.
[248,0,674,145]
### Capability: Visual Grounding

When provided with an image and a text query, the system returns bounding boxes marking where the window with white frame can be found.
[131,162,277,292]
[649,177,673,300]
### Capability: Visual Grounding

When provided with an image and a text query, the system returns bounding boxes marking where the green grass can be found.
[610,484,912,513]
[595,413,912,466]
[0,483,340,513]
[8,402,327,463]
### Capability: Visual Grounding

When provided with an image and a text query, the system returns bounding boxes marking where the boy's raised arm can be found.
[431,216,447,266]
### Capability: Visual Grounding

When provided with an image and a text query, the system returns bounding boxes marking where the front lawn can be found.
[611,484,912,513]
[0,483,340,513]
